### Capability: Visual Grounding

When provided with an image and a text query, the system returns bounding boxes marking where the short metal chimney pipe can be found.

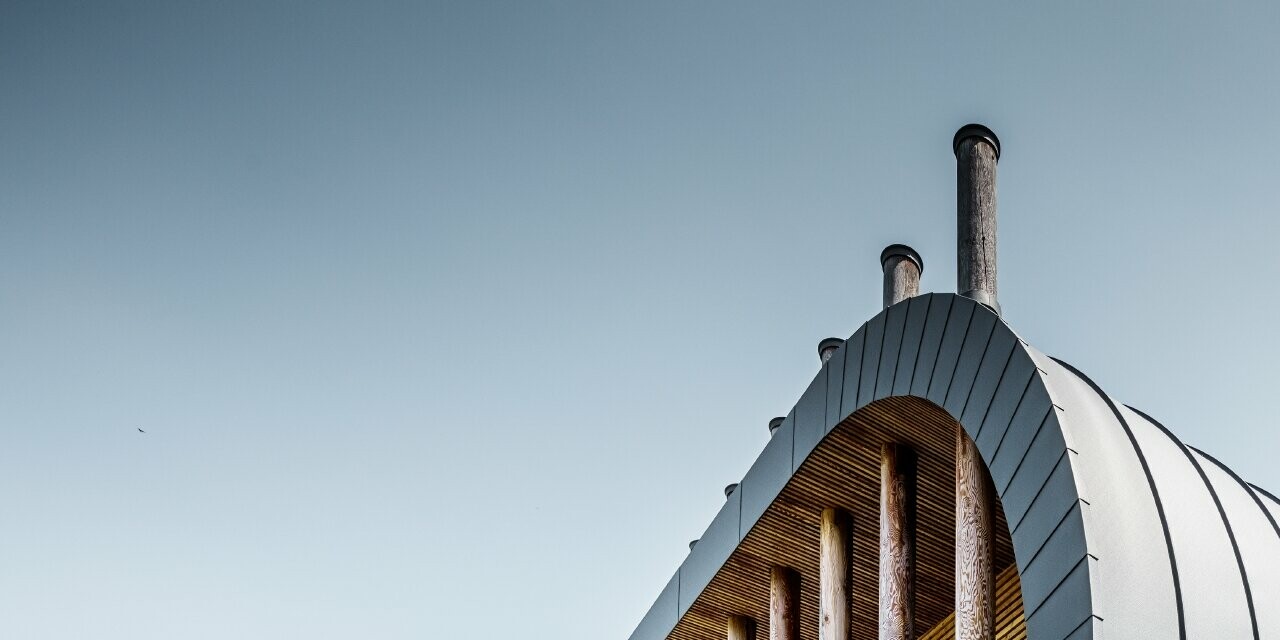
[768,416,785,437]
[818,337,844,363]
[953,124,1001,313]
[880,244,923,308]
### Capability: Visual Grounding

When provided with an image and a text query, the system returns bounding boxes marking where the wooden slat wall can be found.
[918,564,1028,640]
[669,396,1021,640]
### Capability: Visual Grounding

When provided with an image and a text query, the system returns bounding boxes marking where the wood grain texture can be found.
[918,564,1026,640]
[882,256,921,309]
[726,614,755,640]
[879,443,916,640]
[956,136,998,305]
[819,508,851,640]
[667,397,1019,640]
[956,424,996,640]
[770,566,799,640]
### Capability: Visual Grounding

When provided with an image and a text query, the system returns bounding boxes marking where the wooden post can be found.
[727,615,755,640]
[956,425,995,640]
[953,124,1001,313]
[770,566,800,640]
[880,245,923,309]
[879,443,915,640]
[819,508,851,640]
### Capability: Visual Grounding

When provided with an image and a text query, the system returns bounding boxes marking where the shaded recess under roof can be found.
[630,293,1280,640]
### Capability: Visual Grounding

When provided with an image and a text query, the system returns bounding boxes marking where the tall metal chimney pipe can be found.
[880,244,923,309]
[953,124,1001,313]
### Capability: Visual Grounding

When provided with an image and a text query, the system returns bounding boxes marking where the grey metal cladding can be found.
[1025,557,1096,640]
[891,294,932,396]
[1004,447,1069,533]
[1010,453,1079,553]
[972,348,1035,454]
[632,293,1280,640]
[910,294,954,397]
[925,296,977,405]
[942,308,999,417]
[958,328,1018,434]
[998,409,1068,506]
[1064,617,1099,640]
[987,385,1053,493]
[875,301,909,399]
[793,368,827,469]
[1016,501,1089,616]
[839,327,866,420]
[824,342,846,433]
[738,410,794,536]
[857,311,886,408]
[630,571,679,640]
[678,488,742,614]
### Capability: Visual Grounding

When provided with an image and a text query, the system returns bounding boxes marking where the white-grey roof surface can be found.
[630,293,1279,640]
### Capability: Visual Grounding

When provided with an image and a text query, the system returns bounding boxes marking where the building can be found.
[627,125,1280,640]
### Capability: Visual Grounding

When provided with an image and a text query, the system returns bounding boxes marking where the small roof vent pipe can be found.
[880,244,923,308]
[953,124,1001,314]
[818,338,844,363]
[724,483,739,498]
[768,416,785,436]
[689,539,699,550]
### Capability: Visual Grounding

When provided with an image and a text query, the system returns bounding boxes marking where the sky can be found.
[3,2,1280,638]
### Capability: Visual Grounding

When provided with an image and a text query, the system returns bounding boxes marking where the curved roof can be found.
[630,293,1279,640]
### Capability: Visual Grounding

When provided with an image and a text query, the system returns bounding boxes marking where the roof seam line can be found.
[1050,357,1186,640]
[972,343,1017,440]
[953,319,998,419]
[1010,448,1068,535]
[1189,445,1280,541]
[1024,553,1090,621]
[936,307,975,408]
[987,374,1038,464]
[1127,405,1260,640]
[996,408,1052,496]
[919,295,956,397]
[903,295,933,393]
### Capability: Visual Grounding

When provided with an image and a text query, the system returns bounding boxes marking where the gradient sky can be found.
[4,2,1280,638]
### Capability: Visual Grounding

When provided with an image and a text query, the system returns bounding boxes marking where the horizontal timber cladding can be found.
[624,289,1280,640]
[918,563,1027,640]
[630,294,1095,640]
[669,397,1019,640]
[632,292,1280,640]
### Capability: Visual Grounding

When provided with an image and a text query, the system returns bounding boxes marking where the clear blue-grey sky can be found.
[3,2,1280,638]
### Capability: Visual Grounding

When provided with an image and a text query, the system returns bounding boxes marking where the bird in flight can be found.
[137,428,146,433]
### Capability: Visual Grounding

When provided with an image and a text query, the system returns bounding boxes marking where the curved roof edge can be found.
[630,293,1279,640]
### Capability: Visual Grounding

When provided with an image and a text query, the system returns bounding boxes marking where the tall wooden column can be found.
[956,425,995,640]
[727,615,755,640]
[770,566,799,640]
[879,443,915,640]
[819,508,851,640]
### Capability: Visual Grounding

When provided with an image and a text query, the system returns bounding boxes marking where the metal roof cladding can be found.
[629,293,1280,640]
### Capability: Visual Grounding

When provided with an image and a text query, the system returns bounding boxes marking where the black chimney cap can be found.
[880,244,924,274]
[953,123,1001,160]
[768,416,785,436]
